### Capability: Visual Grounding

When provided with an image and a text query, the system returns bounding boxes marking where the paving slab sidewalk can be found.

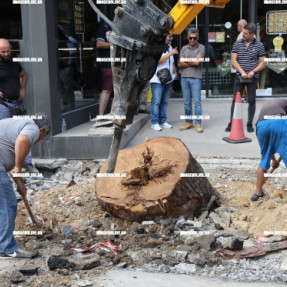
[97,270,283,286]
[127,98,268,159]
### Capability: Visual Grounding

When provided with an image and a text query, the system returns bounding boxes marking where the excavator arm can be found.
[88,0,230,173]
[169,0,230,34]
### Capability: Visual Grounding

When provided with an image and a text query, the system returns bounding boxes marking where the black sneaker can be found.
[251,192,266,202]
[247,123,254,133]
[225,122,232,132]
[0,249,37,259]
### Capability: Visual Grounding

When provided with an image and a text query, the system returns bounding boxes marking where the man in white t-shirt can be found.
[149,34,178,131]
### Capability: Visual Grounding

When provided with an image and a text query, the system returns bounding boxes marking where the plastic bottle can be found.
[61,118,67,133]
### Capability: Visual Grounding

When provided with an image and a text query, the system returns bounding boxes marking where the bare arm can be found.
[178,54,203,68]
[96,39,111,49]
[9,134,31,197]
[231,53,247,77]
[19,69,28,101]
[247,56,266,79]
[14,135,31,173]
[158,48,178,65]
[9,171,27,196]
[253,56,266,73]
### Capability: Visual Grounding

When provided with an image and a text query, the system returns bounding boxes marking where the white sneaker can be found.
[160,122,173,129]
[151,124,162,131]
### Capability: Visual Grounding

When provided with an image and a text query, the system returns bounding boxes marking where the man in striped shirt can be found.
[225,23,266,133]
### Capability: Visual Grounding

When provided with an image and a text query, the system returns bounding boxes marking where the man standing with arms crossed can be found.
[178,28,205,133]
[225,23,266,133]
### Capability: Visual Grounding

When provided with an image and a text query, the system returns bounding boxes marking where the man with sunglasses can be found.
[0,114,50,259]
[178,28,205,133]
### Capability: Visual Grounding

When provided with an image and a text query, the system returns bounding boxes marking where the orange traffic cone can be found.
[223,92,252,144]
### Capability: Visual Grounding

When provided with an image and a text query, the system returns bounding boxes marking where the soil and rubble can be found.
[1,157,287,286]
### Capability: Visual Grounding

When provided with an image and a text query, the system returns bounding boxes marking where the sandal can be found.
[251,192,266,202]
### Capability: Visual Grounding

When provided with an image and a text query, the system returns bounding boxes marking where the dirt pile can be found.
[2,158,287,286]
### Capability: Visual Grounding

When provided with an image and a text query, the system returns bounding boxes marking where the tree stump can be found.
[95,137,221,221]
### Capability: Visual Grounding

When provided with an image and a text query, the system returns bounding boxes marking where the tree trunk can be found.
[95,137,221,222]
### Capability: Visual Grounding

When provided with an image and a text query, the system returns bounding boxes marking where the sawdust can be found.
[211,175,287,238]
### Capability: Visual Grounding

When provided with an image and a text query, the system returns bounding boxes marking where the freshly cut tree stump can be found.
[96,137,221,221]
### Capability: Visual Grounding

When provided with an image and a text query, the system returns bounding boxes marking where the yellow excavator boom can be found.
[169,0,231,34]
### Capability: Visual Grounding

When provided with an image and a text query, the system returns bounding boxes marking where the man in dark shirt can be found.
[225,23,266,133]
[57,25,78,111]
[96,23,113,116]
[0,38,39,173]
[251,99,287,201]
[0,38,28,119]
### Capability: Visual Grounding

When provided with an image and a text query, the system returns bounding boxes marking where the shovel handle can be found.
[10,174,39,225]
[22,195,38,225]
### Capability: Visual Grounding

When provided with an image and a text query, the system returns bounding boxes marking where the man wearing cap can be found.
[251,99,287,201]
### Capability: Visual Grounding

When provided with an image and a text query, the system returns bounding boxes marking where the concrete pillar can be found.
[20,0,61,135]
[248,0,258,26]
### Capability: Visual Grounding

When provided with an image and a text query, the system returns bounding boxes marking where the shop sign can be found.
[208,32,216,42]
[256,88,272,97]
[266,10,287,35]
[201,90,212,98]
[273,36,284,52]
[74,2,85,34]
[215,32,225,43]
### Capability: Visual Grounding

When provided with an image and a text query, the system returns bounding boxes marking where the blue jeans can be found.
[0,101,14,119]
[150,82,172,125]
[0,171,18,254]
[181,77,202,124]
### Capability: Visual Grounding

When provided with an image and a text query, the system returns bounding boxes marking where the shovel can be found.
[21,194,38,225]
[13,177,39,226]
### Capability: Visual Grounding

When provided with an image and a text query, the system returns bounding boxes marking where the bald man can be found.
[0,39,38,173]
[0,38,28,119]
[237,19,247,41]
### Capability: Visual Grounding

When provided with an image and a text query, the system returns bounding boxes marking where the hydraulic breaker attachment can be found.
[88,0,173,173]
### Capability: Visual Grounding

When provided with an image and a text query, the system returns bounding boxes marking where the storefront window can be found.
[56,0,108,113]
[0,0,22,40]
[258,1,287,96]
